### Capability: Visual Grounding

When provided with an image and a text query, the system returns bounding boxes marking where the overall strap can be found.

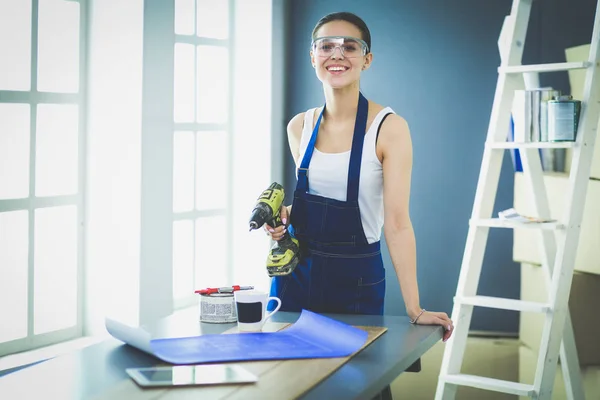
[296,92,369,199]
[296,106,325,192]
[346,92,369,202]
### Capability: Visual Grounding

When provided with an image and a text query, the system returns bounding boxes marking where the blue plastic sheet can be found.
[149,309,369,365]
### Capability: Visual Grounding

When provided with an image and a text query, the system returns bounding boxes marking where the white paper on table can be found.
[105,318,153,355]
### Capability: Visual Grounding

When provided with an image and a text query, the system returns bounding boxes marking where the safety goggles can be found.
[311,36,369,58]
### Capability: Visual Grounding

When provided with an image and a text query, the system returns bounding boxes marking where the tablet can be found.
[126,364,258,388]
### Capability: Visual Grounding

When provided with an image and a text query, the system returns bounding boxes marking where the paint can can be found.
[199,293,238,324]
[538,90,562,142]
[547,96,581,142]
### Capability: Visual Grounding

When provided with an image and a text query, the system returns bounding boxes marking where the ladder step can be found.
[499,61,591,74]
[456,295,551,313]
[487,141,576,149]
[470,218,564,230]
[442,374,536,397]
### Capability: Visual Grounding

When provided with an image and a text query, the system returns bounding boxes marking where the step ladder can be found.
[435,0,600,399]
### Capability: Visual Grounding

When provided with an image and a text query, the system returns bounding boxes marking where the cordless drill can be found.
[248,182,300,277]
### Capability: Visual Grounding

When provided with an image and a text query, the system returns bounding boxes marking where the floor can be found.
[392,336,520,400]
[391,336,600,400]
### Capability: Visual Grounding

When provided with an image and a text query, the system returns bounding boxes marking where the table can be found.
[0,308,443,400]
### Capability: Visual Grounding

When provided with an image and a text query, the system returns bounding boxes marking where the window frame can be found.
[0,0,88,356]
[171,0,236,310]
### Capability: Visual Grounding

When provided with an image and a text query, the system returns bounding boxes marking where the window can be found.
[172,0,233,307]
[83,0,274,329]
[171,0,274,308]
[0,0,276,344]
[0,0,86,355]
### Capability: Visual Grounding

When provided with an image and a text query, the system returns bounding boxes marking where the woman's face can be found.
[311,20,371,89]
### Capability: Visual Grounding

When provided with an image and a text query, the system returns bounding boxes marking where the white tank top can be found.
[296,106,395,244]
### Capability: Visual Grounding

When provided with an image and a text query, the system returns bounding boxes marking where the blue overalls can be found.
[269,92,386,316]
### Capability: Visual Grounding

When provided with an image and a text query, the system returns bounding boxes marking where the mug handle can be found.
[264,297,282,322]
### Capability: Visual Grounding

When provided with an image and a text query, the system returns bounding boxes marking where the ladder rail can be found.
[559,314,586,400]
[534,0,600,396]
[519,143,585,400]
[517,70,584,400]
[435,2,533,399]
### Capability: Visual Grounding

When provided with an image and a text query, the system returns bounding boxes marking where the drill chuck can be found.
[248,203,273,231]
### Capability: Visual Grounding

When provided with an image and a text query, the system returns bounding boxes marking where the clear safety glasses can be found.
[311,36,369,58]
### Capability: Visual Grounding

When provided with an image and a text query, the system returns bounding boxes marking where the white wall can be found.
[85,0,144,335]
[138,0,175,327]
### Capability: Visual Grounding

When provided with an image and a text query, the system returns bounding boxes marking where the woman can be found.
[266,11,453,342]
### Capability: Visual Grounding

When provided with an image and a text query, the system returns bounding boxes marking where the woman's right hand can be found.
[263,205,289,241]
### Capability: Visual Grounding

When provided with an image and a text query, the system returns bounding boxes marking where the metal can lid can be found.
[551,95,573,101]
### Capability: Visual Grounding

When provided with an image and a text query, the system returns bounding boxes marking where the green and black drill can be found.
[248,182,300,277]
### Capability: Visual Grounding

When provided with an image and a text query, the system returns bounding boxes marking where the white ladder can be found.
[435,0,600,399]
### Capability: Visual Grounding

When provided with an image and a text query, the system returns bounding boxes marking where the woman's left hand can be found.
[413,310,454,342]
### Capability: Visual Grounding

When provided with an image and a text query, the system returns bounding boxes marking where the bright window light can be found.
[0,211,29,343]
[174,0,194,35]
[196,45,229,124]
[174,43,195,123]
[196,131,228,211]
[0,0,32,91]
[173,131,195,213]
[0,104,31,200]
[34,205,78,335]
[37,0,80,93]
[196,0,228,39]
[35,104,79,197]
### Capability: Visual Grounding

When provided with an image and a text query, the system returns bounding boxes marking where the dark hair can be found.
[311,12,372,53]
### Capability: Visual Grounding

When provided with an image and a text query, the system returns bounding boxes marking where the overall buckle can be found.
[297,167,309,177]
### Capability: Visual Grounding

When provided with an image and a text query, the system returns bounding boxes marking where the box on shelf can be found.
[519,262,600,366]
[513,172,600,275]
[564,43,600,180]
[519,345,600,400]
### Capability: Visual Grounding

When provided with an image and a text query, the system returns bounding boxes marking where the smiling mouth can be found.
[326,66,349,72]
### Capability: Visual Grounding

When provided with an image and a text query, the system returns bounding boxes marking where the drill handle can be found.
[268,213,293,242]
[270,214,283,229]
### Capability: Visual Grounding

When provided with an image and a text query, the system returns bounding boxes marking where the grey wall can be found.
[281,0,597,333]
